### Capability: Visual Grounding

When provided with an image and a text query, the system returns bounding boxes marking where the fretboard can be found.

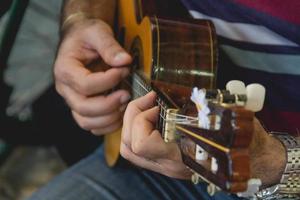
[129,72,169,135]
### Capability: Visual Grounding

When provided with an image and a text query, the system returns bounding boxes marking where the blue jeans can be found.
[28,146,243,200]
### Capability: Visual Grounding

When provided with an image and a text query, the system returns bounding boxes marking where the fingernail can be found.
[120,94,131,104]
[114,52,129,62]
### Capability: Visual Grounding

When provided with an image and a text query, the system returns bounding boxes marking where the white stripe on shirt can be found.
[221,45,300,75]
[189,10,298,47]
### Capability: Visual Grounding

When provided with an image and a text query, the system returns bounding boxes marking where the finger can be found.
[55,58,130,96]
[57,84,130,117]
[130,106,159,153]
[131,119,180,160]
[59,20,131,67]
[87,23,132,67]
[120,142,190,179]
[72,110,122,131]
[57,37,99,65]
[122,91,156,146]
[130,106,182,160]
[91,120,123,136]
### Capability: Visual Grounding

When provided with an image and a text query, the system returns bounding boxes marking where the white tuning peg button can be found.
[196,145,208,161]
[211,157,218,173]
[246,83,266,112]
[226,80,246,94]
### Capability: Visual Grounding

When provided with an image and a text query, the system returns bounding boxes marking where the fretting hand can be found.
[120,92,192,179]
[120,91,286,187]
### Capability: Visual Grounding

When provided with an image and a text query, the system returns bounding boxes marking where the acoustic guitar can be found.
[104,0,265,196]
[104,0,217,166]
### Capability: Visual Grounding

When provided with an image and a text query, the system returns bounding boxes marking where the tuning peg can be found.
[211,157,218,173]
[245,83,265,112]
[196,145,208,161]
[226,80,246,94]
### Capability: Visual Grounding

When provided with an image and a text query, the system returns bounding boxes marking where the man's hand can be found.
[120,92,286,186]
[54,18,132,135]
[120,92,192,179]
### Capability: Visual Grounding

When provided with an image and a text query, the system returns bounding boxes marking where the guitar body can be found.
[104,0,217,166]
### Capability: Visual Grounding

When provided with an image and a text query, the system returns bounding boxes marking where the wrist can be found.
[61,11,91,35]
[264,134,286,186]
[250,134,286,188]
[62,0,116,35]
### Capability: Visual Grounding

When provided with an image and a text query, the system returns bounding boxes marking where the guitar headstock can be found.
[162,80,265,196]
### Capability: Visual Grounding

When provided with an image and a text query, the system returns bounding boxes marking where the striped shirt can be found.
[181,0,300,137]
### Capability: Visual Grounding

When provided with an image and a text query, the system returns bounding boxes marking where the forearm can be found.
[63,0,116,25]
[61,0,116,35]
[250,122,286,188]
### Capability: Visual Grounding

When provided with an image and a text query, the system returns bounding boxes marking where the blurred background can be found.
[0,0,101,199]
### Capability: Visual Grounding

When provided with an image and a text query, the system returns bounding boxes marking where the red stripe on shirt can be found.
[257,109,300,137]
[232,0,300,25]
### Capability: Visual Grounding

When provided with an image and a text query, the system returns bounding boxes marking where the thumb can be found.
[89,21,132,67]
[131,91,157,112]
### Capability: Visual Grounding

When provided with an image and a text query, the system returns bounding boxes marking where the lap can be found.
[28,146,242,200]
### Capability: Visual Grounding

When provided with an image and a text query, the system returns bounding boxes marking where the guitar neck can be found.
[127,71,171,136]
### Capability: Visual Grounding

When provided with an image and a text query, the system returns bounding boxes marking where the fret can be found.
[162,101,165,134]
[159,99,164,132]
[129,72,169,135]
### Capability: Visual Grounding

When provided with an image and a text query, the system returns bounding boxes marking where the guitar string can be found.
[124,74,177,113]
[127,76,229,153]
[127,74,200,121]
[125,74,199,123]
[125,73,176,113]
[124,74,199,125]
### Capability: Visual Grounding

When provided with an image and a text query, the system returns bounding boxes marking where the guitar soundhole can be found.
[130,37,144,72]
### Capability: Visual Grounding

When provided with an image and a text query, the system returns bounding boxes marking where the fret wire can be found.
[123,78,169,112]
[125,76,198,120]
[124,79,198,124]
[124,73,199,127]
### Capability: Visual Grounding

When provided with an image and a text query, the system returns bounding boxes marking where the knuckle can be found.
[91,129,105,136]
[106,113,121,124]
[111,121,122,131]
[101,70,123,90]
[127,101,136,110]
[134,115,145,126]
[120,144,130,160]
[55,83,63,96]
[109,69,123,83]
[95,121,122,136]
[103,97,120,112]
[132,140,145,156]
[77,118,91,130]
[54,63,68,81]
[73,102,89,115]
[75,81,91,96]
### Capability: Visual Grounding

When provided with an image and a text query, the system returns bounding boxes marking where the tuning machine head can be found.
[225,80,265,112]
[226,80,246,94]
[245,83,265,112]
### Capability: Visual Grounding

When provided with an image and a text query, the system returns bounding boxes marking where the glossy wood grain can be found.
[104,0,255,194]
[105,0,217,167]
[177,103,254,192]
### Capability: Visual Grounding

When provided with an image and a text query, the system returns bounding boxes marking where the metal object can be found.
[256,132,300,199]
